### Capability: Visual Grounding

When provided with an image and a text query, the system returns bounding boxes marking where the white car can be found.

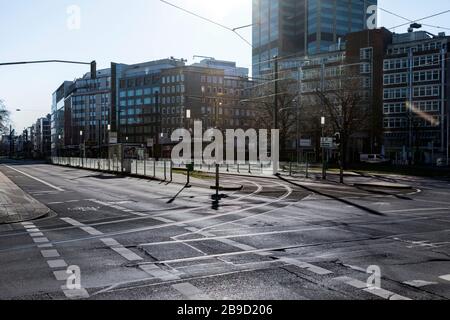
[360,154,390,164]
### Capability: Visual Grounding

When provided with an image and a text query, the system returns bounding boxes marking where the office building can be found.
[252,0,377,77]
[383,31,450,165]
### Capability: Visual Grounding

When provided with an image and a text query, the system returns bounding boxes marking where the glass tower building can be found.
[252,0,377,77]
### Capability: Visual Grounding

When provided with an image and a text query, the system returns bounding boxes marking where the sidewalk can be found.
[0,171,50,224]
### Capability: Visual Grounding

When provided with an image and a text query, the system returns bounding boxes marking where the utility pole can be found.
[274,56,279,130]
[321,117,326,180]
[155,91,161,161]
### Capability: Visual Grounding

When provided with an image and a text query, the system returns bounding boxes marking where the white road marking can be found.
[139,264,181,281]
[47,260,68,269]
[30,232,44,237]
[5,165,64,192]
[384,207,450,213]
[62,287,90,299]
[62,287,89,298]
[439,275,450,281]
[53,270,70,281]
[41,250,60,258]
[38,244,53,248]
[22,222,89,299]
[403,280,438,288]
[33,237,49,243]
[61,217,84,227]
[335,276,411,300]
[48,202,64,205]
[100,238,143,261]
[172,282,211,300]
[21,222,34,226]
[153,217,176,223]
[81,227,103,236]
[279,257,333,275]
[89,199,147,217]
[61,217,143,261]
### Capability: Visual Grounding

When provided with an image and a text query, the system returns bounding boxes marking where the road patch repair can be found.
[0,171,50,224]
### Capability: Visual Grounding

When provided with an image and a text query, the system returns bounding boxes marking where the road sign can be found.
[109,132,118,144]
[321,137,334,148]
[299,139,312,147]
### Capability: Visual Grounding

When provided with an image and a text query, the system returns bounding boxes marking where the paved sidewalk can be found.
[0,171,50,224]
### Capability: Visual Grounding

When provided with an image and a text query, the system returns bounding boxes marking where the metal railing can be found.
[51,157,172,181]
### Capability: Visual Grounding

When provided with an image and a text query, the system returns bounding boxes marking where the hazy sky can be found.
[1,0,450,131]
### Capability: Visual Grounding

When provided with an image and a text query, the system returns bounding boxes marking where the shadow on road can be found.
[276,174,386,216]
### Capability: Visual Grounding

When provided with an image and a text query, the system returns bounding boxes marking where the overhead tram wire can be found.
[159,0,253,47]
[389,9,450,30]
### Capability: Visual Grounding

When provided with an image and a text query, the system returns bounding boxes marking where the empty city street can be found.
[0,161,449,300]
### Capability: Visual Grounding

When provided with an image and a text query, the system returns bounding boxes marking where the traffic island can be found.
[0,172,50,224]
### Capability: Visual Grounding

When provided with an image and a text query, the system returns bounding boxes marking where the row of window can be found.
[383,54,440,71]
[383,100,441,115]
[161,85,185,95]
[384,85,440,100]
[386,41,444,55]
[162,74,184,84]
[119,88,160,98]
[383,70,441,85]
[384,116,440,129]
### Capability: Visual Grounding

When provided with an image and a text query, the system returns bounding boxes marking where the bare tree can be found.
[251,77,298,160]
[0,99,11,135]
[313,68,371,183]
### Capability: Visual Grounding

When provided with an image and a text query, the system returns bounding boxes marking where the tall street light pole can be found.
[321,116,326,180]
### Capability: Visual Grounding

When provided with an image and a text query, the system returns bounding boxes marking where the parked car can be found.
[436,158,447,167]
[360,154,390,164]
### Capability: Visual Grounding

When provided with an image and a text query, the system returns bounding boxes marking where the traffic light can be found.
[333,132,341,146]
[90,61,97,79]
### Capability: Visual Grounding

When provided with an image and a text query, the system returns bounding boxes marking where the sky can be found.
[1,0,450,131]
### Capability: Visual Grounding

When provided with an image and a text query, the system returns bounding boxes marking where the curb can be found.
[353,183,413,190]
[209,185,244,191]
[0,208,51,225]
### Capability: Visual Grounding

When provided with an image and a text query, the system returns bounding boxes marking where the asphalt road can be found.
[0,161,449,300]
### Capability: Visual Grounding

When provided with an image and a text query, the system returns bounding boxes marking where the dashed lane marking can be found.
[89,199,147,217]
[47,260,68,269]
[21,222,88,299]
[5,166,65,192]
[139,264,181,281]
[33,237,49,243]
[335,276,411,300]
[278,257,333,275]
[100,238,143,262]
[172,282,211,300]
[41,250,60,258]
[60,217,184,280]
[439,275,450,281]
[403,280,438,288]
[61,218,143,262]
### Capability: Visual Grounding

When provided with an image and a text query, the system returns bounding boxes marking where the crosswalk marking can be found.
[172,282,211,300]
[335,276,411,300]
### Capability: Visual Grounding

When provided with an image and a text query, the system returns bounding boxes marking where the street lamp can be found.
[79,130,84,166]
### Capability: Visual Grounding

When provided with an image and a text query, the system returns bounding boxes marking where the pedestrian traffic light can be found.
[333,132,341,146]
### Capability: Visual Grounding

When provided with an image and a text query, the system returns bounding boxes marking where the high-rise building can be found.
[382,31,450,165]
[252,0,377,77]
